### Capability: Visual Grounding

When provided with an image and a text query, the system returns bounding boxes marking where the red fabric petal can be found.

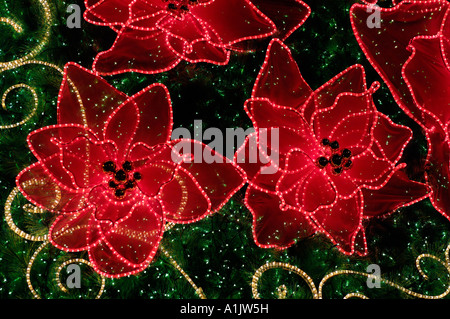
[301,65,368,124]
[251,39,313,108]
[160,13,230,65]
[311,90,377,156]
[60,136,116,189]
[88,185,143,223]
[136,160,177,197]
[245,98,319,159]
[98,198,164,266]
[57,63,128,135]
[16,161,88,213]
[372,112,412,164]
[93,28,182,75]
[84,0,134,27]
[362,168,430,218]
[103,99,139,159]
[337,150,393,193]
[311,192,363,255]
[27,125,97,161]
[49,206,101,251]
[157,13,210,50]
[191,0,276,46]
[172,139,246,211]
[127,1,165,29]
[30,153,80,191]
[159,166,211,223]
[167,34,229,65]
[250,0,310,41]
[403,34,450,128]
[234,132,283,193]
[350,0,449,128]
[129,83,173,148]
[276,149,336,212]
[245,186,315,249]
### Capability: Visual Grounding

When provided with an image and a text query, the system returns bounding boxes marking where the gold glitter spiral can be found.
[252,243,450,299]
[0,0,52,71]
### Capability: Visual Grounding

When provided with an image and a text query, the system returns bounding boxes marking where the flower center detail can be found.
[163,0,198,14]
[102,160,142,199]
[316,139,353,175]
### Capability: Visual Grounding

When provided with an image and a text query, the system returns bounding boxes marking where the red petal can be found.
[27,124,97,161]
[339,150,393,192]
[301,65,368,123]
[350,1,449,128]
[16,161,88,213]
[403,34,450,129]
[244,98,319,159]
[372,112,412,164]
[252,39,313,108]
[159,166,211,223]
[172,139,246,211]
[26,153,80,191]
[157,13,210,50]
[191,0,276,46]
[60,136,116,189]
[99,198,164,266]
[276,149,336,212]
[311,192,363,255]
[234,132,283,193]
[57,63,128,135]
[84,0,134,27]
[250,0,310,41]
[88,185,143,223]
[311,91,377,155]
[245,186,315,249]
[127,1,165,28]
[93,28,182,75]
[48,206,102,251]
[136,160,177,197]
[167,34,230,65]
[129,84,173,148]
[103,99,139,159]
[362,168,430,218]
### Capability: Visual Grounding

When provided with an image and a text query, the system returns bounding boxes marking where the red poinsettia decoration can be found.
[84,0,310,75]
[351,0,450,219]
[235,39,429,255]
[16,62,245,278]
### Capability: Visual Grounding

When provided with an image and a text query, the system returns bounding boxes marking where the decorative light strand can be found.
[0,84,39,130]
[0,17,23,33]
[251,262,319,299]
[26,241,48,299]
[4,185,49,242]
[55,259,106,299]
[0,0,53,70]
[251,242,450,299]
[0,60,85,130]
[159,244,207,299]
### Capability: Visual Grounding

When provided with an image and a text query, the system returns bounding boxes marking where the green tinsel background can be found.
[1,0,450,300]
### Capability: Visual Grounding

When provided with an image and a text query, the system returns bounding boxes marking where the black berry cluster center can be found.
[163,0,198,14]
[102,160,142,199]
[316,139,353,175]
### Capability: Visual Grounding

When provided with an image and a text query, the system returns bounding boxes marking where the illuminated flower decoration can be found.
[235,39,429,255]
[83,0,310,75]
[16,63,245,278]
[351,0,450,219]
